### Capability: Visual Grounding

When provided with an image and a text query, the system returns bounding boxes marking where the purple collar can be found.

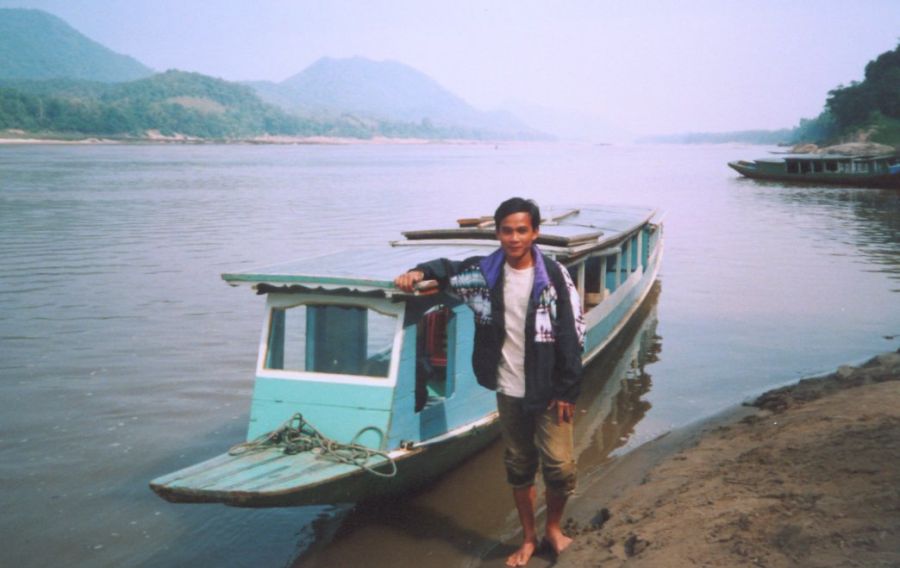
[479,244,552,302]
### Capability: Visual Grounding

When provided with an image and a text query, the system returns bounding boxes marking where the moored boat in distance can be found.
[728,152,900,188]
[149,205,664,508]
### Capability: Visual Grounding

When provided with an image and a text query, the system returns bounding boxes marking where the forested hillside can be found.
[0,9,152,82]
[782,42,900,147]
[823,42,900,145]
[0,70,536,140]
[0,71,315,137]
[0,9,540,141]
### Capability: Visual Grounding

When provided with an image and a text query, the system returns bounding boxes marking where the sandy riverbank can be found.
[0,130,495,145]
[547,350,900,567]
[0,136,119,144]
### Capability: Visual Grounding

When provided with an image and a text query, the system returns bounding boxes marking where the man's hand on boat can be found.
[393,270,438,294]
[548,399,576,425]
[394,270,424,292]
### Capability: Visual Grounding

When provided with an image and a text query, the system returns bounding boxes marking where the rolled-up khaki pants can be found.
[497,392,576,495]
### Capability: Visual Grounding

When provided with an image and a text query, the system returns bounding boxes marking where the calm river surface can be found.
[1,142,898,567]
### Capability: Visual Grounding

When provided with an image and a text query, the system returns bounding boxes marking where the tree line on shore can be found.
[810,42,900,147]
[766,42,899,147]
[637,43,900,148]
[0,70,523,140]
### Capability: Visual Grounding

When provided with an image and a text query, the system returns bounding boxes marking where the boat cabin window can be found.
[825,160,838,172]
[787,161,799,174]
[415,305,453,411]
[570,257,608,309]
[265,304,396,378]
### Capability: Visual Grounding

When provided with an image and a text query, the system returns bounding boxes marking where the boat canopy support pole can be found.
[615,250,622,288]
[599,258,607,300]
[625,237,632,274]
[636,230,643,271]
[576,263,585,310]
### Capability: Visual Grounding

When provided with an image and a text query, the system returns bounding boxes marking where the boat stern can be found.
[149,445,402,507]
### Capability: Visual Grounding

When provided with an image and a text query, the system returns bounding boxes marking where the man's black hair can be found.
[494,197,541,231]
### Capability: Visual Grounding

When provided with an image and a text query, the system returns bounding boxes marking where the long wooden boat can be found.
[728,152,900,188]
[150,205,664,507]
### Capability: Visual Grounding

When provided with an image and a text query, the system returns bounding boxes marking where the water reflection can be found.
[575,282,661,471]
[291,283,662,567]
[739,182,900,285]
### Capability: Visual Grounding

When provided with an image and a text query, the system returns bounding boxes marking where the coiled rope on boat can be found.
[228,413,398,478]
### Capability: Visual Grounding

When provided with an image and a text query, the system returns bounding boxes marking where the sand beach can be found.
[553,351,900,567]
[477,351,899,567]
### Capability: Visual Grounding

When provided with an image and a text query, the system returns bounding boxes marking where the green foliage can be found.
[0,9,153,82]
[0,69,543,140]
[777,43,900,146]
[0,71,324,138]
[826,43,900,134]
[0,9,541,141]
[868,114,900,146]
[788,111,838,144]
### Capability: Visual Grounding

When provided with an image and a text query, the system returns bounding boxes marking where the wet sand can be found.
[540,351,900,568]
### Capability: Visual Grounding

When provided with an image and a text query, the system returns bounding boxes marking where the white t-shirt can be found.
[496,263,534,398]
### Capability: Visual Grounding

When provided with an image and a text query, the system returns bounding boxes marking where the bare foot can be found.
[544,530,573,556]
[506,539,539,566]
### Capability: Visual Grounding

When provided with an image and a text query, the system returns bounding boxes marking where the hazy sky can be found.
[2,0,899,136]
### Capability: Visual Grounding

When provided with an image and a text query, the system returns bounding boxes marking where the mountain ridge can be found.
[0,8,153,82]
[251,56,541,138]
[0,9,543,141]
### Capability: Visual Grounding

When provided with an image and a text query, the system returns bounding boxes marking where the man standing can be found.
[394,197,584,566]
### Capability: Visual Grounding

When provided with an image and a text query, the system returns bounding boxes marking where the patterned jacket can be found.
[414,245,585,411]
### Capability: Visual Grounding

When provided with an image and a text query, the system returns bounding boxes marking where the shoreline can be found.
[553,350,900,567]
[476,350,899,567]
[0,131,518,146]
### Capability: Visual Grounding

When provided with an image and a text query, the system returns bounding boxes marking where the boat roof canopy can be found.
[222,205,659,295]
[757,152,898,163]
[222,244,489,294]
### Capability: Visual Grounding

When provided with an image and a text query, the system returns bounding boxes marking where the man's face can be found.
[497,212,539,265]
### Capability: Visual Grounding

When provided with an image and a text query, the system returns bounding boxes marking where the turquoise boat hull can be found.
[151,414,499,507]
[150,205,664,507]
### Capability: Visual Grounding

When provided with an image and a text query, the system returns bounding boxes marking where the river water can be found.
[1,142,897,567]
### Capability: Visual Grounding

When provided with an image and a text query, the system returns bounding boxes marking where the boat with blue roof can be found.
[150,204,664,507]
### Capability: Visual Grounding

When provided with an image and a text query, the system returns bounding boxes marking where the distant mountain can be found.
[0,9,542,141]
[251,57,545,139]
[0,8,153,82]
[500,99,632,143]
